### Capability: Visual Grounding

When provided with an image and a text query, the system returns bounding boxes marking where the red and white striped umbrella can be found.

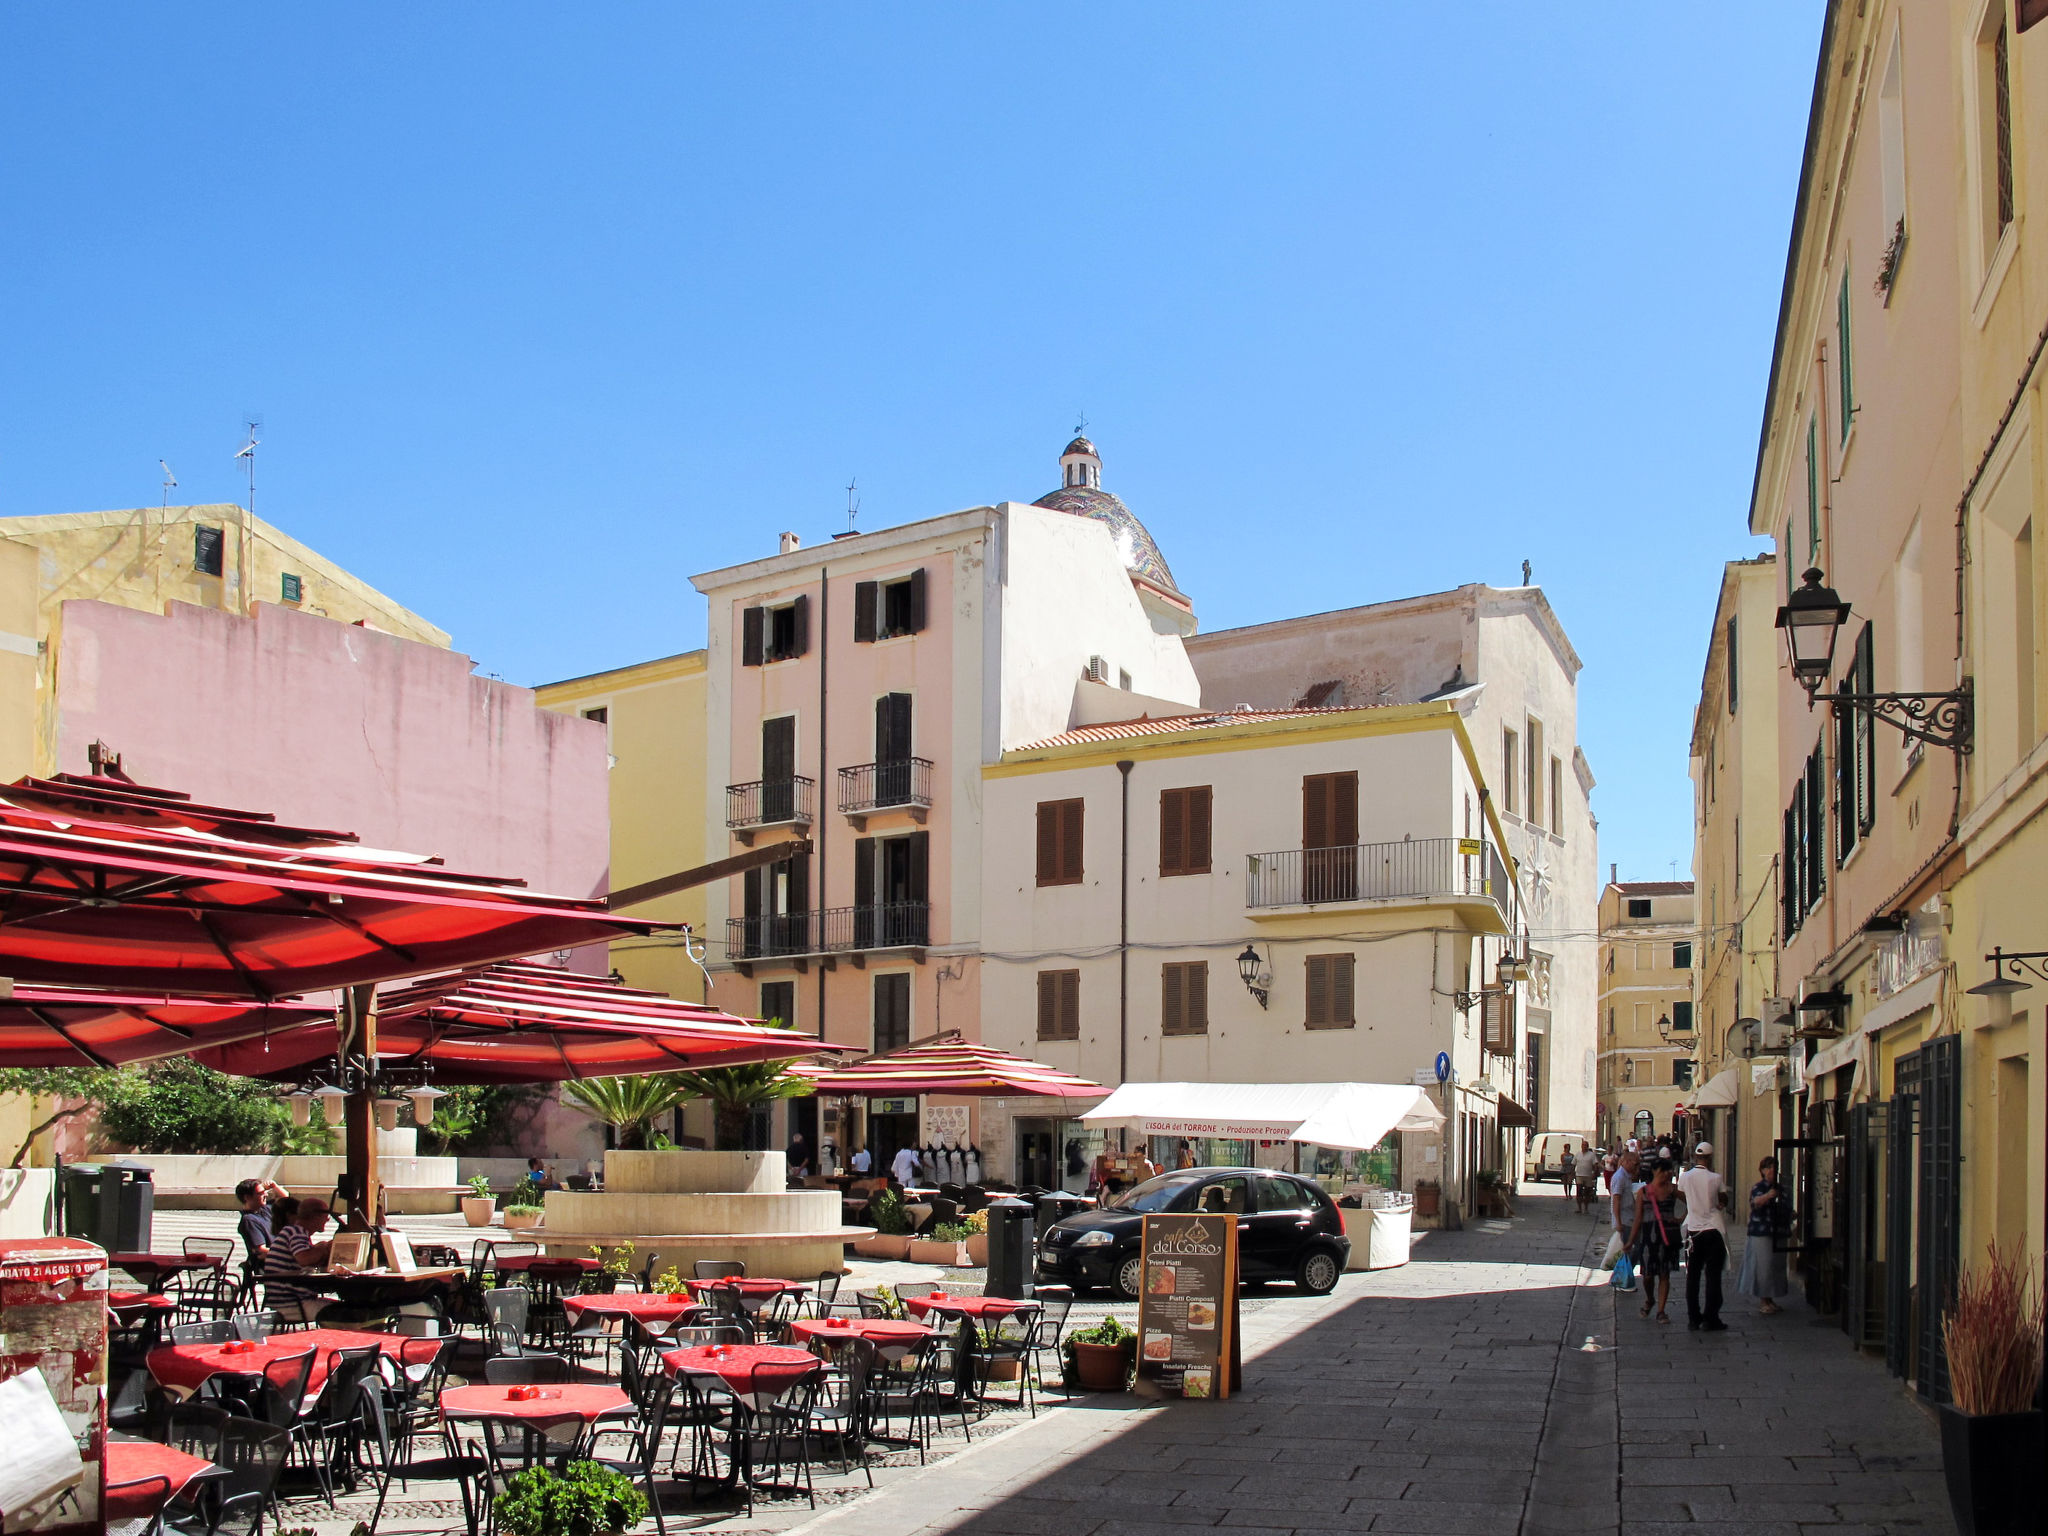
[798,1037,1104,1099]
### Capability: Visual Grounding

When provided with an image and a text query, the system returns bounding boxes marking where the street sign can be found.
[1434,1051,1451,1083]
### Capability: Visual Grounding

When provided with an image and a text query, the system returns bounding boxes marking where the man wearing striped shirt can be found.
[263,1197,337,1323]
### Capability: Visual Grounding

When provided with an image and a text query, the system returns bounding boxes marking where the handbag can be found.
[1609,1252,1637,1292]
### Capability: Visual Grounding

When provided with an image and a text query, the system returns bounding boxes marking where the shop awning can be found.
[1689,1067,1744,1108]
[798,1036,1104,1098]
[1080,1081,1443,1153]
[1494,1093,1535,1129]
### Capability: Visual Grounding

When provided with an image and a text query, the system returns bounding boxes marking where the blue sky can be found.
[1,7,1815,886]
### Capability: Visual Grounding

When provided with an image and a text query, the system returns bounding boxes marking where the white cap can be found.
[1694,1141,1713,1156]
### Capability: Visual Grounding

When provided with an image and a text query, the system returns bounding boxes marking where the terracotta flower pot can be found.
[964,1233,989,1267]
[1939,1405,2045,1536]
[461,1197,496,1228]
[1070,1339,1135,1392]
[503,1208,542,1232]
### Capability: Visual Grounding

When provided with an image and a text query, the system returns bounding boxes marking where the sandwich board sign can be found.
[1133,1211,1241,1399]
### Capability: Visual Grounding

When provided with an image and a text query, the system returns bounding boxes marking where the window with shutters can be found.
[1806,418,1821,558]
[194,525,224,578]
[1834,623,1876,865]
[1626,897,1652,919]
[1525,717,1545,830]
[759,980,796,1030]
[1301,772,1358,901]
[852,830,929,948]
[1160,962,1208,1036]
[280,572,303,603]
[1481,987,1511,1054]
[1501,728,1519,814]
[872,972,911,1053]
[853,569,928,642]
[1036,799,1084,886]
[1305,953,1356,1029]
[1726,616,1740,715]
[1036,969,1080,1041]
[1783,733,1828,938]
[741,596,810,665]
[1672,1000,1694,1033]
[1672,941,1692,969]
[1837,270,1855,445]
[1159,786,1212,877]
[1549,756,1564,841]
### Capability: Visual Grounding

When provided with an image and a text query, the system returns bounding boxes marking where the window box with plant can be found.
[851,1186,914,1260]
[1062,1315,1136,1392]
[462,1173,497,1228]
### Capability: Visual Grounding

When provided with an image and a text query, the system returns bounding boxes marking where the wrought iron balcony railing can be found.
[1245,837,1509,922]
[726,775,815,831]
[838,757,935,818]
[726,900,931,961]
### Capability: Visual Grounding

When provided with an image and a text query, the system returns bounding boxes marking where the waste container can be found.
[60,1162,154,1252]
[1034,1191,1089,1239]
[983,1197,1036,1299]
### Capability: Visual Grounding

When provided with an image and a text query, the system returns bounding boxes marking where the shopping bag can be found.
[1609,1252,1637,1292]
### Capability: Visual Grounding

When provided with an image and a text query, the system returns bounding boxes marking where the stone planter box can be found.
[964,1233,989,1267]
[907,1238,967,1266]
[852,1233,913,1260]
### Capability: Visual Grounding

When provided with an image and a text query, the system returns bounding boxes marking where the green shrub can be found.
[929,1221,975,1243]
[96,1060,316,1155]
[1062,1314,1136,1386]
[869,1187,912,1235]
[492,1462,647,1536]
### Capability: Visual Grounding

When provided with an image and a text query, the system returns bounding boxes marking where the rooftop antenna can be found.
[1074,409,1088,437]
[845,477,860,534]
[234,419,260,518]
[158,460,176,513]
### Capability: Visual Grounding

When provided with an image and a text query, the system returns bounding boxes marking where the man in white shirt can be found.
[1676,1142,1728,1331]
[890,1144,922,1187]
[849,1146,872,1175]
[1571,1145,1601,1215]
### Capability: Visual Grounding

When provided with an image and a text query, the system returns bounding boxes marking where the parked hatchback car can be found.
[1035,1166,1349,1299]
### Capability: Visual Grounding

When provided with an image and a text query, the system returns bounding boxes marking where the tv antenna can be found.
[234,420,260,518]
[1074,410,1088,438]
[845,477,860,534]
[158,460,177,512]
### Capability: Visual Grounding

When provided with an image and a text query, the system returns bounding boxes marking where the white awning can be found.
[1800,970,1943,1096]
[1689,1067,1744,1109]
[1079,1081,1444,1152]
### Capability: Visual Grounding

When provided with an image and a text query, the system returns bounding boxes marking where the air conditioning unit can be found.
[1756,998,1794,1052]
[1084,655,1109,684]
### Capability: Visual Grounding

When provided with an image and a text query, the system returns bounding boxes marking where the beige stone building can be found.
[1594,881,1696,1147]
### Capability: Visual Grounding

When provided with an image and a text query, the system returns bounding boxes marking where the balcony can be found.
[1245,837,1511,930]
[726,900,931,971]
[726,776,815,845]
[838,757,934,829]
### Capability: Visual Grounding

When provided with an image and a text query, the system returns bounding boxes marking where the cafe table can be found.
[899,1293,1034,1321]
[146,1326,422,1397]
[440,1383,630,1467]
[662,1342,816,1394]
[562,1292,700,1325]
[786,1316,933,1346]
[106,1252,224,1293]
[107,1289,178,1350]
[104,1437,226,1524]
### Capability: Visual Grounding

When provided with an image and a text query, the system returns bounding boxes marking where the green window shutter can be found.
[1806,418,1821,558]
[1837,273,1854,444]
[280,573,303,603]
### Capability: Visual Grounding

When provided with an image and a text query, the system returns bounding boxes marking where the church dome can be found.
[1032,437,1181,597]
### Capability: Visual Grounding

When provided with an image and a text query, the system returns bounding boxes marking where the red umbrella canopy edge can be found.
[0,986,333,1070]
[799,1036,1106,1098]
[0,775,661,999]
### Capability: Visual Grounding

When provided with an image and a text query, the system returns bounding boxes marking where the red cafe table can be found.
[147,1328,424,1398]
[683,1278,809,1302]
[786,1316,933,1346]
[562,1292,700,1325]
[108,1289,178,1351]
[662,1343,817,1394]
[440,1383,631,1467]
[104,1439,225,1523]
[900,1293,1034,1322]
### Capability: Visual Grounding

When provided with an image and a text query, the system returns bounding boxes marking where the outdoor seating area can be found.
[99,1225,1085,1536]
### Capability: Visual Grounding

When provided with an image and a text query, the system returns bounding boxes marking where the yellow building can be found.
[1687,557,1785,1186]
[1594,881,1696,1147]
[534,651,711,1005]
[1730,0,2046,1390]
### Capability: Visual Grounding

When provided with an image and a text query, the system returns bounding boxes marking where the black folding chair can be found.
[355,1381,488,1536]
[484,1352,573,1385]
[692,1259,745,1280]
[170,1319,234,1345]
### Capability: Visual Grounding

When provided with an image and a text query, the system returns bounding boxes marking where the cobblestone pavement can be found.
[130,1193,1956,1535]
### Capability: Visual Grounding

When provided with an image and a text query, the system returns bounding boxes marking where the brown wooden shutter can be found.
[1331,954,1354,1024]
[1036,803,1058,885]
[789,594,810,657]
[1184,963,1208,1033]
[905,830,929,904]
[1188,787,1212,873]
[853,582,879,643]
[1064,799,1084,882]
[741,606,765,667]
[1332,773,1358,846]
[1161,963,1182,1034]
[1160,790,1185,876]
[1061,970,1079,1037]
[853,836,876,909]
[1303,776,1328,850]
[1306,955,1329,1026]
[908,568,928,632]
[1038,972,1058,1039]
[2022,0,2045,31]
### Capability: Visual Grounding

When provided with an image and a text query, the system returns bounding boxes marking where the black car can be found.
[1035,1166,1349,1299]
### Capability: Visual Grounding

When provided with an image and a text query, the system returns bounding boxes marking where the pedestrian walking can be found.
[1601,1146,1642,1270]
[1677,1141,1729,1331]
[1571,1143,1601,1215]
[1736,1154,1792,1314]
[1627,1160,1681,1323]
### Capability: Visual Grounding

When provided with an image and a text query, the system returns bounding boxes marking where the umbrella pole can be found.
[341,983,381,1233]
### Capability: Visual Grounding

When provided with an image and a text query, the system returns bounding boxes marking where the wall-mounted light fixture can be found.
[1236,944,1269,1010]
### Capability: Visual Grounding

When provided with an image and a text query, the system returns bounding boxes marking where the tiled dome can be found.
[1032,439,1180,596]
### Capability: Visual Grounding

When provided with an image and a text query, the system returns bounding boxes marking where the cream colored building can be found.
[978,700,1524,1210]
[1687,557,1785,1185]
[1594,882,1696,1147]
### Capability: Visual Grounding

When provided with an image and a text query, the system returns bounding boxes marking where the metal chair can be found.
[482,1286,530,1356]
[354,1381,488,1536]
[183,1236,236,1264]
[170,1319,235,1345]
[975,1303,1043,1417]
[731,1359,822,1513]
[803,1333,876,1485]
[520,1259,584,1351]
[808,1270,845,1318]
[388,1335,459,1468]
[484,1352,573,1385]
[230,1310,281,1342]
[1029,1286,1075,1391]
[692,1259,745,1280]
[585,1370,677,1536]
[161,1415,289,1536]
[304,1344,386,1499]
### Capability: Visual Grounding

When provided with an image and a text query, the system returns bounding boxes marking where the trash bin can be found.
[59,1162,153,1251]
[983,1196,1036,1299]
[1034,1191,1089,1239]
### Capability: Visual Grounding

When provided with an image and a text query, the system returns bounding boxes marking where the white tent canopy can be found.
[1688,1067,1744,1109]
[1079,1081,1445,1153]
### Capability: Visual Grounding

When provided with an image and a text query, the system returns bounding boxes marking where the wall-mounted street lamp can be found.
[1966,947,2048,996]
[1236,944,1269,1010]
[1776,568,1973,751]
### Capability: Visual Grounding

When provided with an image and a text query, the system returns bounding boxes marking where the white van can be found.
[1525,1131,1596,1183]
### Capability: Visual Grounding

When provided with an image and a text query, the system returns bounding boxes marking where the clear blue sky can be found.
[1,7,1815,886]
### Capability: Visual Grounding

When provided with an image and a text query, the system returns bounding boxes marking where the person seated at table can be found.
[785,1131,811,1179]
[263,1197,337,1323]
[525,1157,561,1194]
[234,1178,286,1264]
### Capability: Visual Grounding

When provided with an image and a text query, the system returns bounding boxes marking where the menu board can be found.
[1133,1212,1240,1400]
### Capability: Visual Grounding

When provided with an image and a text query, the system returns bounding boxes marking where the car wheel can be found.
[1114,1254,1144,1300]
[1295,1247,1341,1295]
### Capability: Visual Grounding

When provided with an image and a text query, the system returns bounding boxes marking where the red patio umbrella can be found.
[0,987,332,1069]
[798,1035,1105,1098]
[198,963,844,1085]
[0,774,657,998]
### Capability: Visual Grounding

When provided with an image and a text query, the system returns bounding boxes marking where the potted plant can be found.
[963,1207,990,1267]
[650,1265,688,1298]
[585,1242,634,1294]
[461,1174,497,1228]
[853,1188,914,1260]
[1474,1168,1512,1218]
[493,1462,647,1536]
[1062,1315,1136,1392]
[1938,1241,2045,1536]
[910,1219,974,1267]
[502,1188,544,1232]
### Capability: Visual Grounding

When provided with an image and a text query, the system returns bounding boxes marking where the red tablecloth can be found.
[684,1277,809,1299]
[104,1440,217,1520]
[787,1317,933,1345]
[146,1327,420,1395]
[663,1343,818,1393]
[490,1255,599,1274]
[561,1292,699,1322]
[901,1294,1033,1320]
[439,1383,630,1427]
[107,1290,178,1313]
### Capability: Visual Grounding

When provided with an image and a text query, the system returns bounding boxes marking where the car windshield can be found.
[1103,1173,1205,1213]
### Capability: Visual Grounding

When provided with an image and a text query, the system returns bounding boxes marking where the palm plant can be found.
[558,1074,692,1150]
[669,1018,814,1149]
